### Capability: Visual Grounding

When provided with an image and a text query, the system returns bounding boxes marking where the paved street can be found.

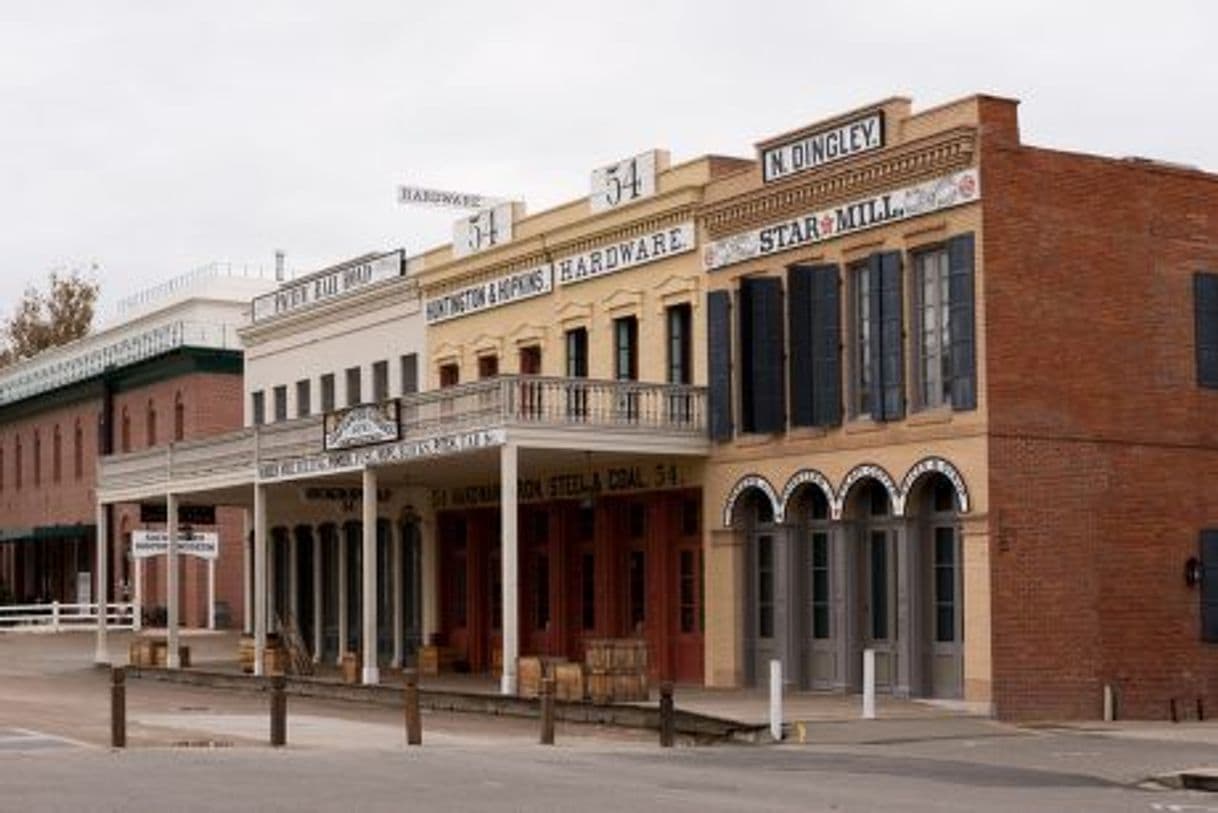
[3,632,1218,811]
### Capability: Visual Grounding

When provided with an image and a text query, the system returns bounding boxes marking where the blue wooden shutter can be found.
[1195,273,1218,388]
[707,290,733,441]
[878,251,905,421]
[1202,530,1218,642]
[787,266,815,427]
[948,233,977,410]
[867,254,884,420]
[811,265,842,427]
[748,277,785,434]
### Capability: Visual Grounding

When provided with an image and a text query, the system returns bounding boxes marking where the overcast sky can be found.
[1,0,1214,318]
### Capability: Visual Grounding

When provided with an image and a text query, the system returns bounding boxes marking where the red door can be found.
[671,495,704,683]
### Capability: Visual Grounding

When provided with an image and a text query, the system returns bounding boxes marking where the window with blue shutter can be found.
[948,233,977,410]
[707,290,733,441]
[740,277,785,434]
[1201,530,1218,642]
[812,265,842,426]
[1195,273,1218,388]
[787,266,815,427]
[865,252,905,421]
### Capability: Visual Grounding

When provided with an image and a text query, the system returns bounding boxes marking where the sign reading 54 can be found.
[590,150,667,213]
[453,202,517,258]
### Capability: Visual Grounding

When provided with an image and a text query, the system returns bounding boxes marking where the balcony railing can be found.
[98,376,706,496]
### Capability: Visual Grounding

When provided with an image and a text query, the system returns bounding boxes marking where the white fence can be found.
[0,602,135,632]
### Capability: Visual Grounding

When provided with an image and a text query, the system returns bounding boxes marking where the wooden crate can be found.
[587,670,613,705]
[517,656,543,698]
[554,662,585,702]
[612,671,648,702]
[611,639,648,671]
[584,639,611,671]
[263,646,288,676]
[340,652,359,684]
[130,637,159,668]
[238,635,255,673]
[418,645,456,676]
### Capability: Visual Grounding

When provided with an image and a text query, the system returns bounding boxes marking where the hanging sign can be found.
[703,168,980,271]
[252,250,405,322]
[324,401,401,451]
[397,185,502,210]
[139,503,216,526]
[132,530,219,560]
[557,222,695,286]
[425,263,553,323]
[762,111,884,183]
[589,150,667,212]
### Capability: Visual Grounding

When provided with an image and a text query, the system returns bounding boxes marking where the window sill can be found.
[734,432,781,447]
[906,406,954,427]
[843,417,883,435]
[787,426,828,441]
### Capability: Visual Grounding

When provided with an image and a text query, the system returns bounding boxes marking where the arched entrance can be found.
[840,476,901,694]
[783,479,834,690]
[726,478,783,687]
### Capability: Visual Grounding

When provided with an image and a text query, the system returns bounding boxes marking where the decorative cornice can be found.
[700,127,977,239]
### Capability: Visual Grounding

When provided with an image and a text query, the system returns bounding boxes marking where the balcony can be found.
[97,375,709,502]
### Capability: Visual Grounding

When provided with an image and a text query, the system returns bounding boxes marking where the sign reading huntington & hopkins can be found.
[703,168,980,271]
[253,249,405,322]
[762,111,884,183]
[425,263,553,324]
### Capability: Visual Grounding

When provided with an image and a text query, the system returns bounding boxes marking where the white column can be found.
[392,523,403,668]
[133,556,144,633]
[166,493,180,669]
[421,519,437,645]
[289,530,300,626]
[312,526,323,663]
[242,509,252,635]
[207,558,216,631]
[337,526,348,665]
[253,483,268,677]
[500,443,518,695]
[361,467,379,685]
[93,501,109,665]
[267,529,277,633]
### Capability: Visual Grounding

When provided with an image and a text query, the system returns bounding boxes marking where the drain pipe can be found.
[1103,683,1116,722]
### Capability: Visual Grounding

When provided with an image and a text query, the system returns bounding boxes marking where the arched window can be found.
[73,420,83,480]
[120,407,130,453]
[16,435,24,489]
[52,425,61,483]
[32,430,41,487]
[146,399,157,447]
[174,392,185,441]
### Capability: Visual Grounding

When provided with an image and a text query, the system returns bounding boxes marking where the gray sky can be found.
[1,0,1214,317]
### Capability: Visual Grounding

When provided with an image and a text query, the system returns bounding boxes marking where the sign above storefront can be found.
[453,202,519,258]
[703,168,980,271]
[424,263,553,324]
[132,530,218,560]
[761,111,884,183]
[430,461,690,510]
[397,185,502,210]
[139,503,215,526]
[252,250,405,322]
[558,222,695,286]
[259,428,505,481]
[589,150,668,213]
[324,401,401,451]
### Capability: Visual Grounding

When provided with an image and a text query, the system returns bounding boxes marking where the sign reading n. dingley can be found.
[425,263,553,324]
[762,112,884,183]
[703,168,980,271]
[253,250,404,322]
[558,222,695,286]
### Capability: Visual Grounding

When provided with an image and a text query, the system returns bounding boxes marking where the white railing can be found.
[0,602,135,632]
[110,261,281,322]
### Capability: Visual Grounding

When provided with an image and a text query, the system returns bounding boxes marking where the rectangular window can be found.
[851,264,873,417]
[33,433,40,486]
[869,531,888,640]
[565,328,589,419]
[273,385,288,422]
[519,345,541,375]
[345,366,361,407]
[934,527,956,642]
[581,552,596,631]
[681,498,700,536]
[0,447,5,491]
[439,363,459,388]
[251,391,265,426]
[1196,273,1218,388]
[296,380,311,418]
[477,355,499,379]
[372,360,389,402]
[679,549,697,634]
[74,424,83,480]
[628,549,646,631]
[811,532,830,639]
[489,552,502,631]
[320,374,335,413]
[52,429,61,483]
[916,249,952,409]
[738,277,785,434]
[534,551,550,630]
[614,316,638,380]
[757,535,774,639]
[400,354,419,395]
[666,303,692,385]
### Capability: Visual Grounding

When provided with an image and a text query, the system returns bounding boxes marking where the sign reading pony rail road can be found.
[253,250,405,322]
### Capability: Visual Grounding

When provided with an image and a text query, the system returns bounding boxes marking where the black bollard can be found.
[659,681,675,748]
[403,669,422,746]
[270,674,287,747]
[540,675,556,746]
[111,666,127,749]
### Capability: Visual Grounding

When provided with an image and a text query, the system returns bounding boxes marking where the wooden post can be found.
[540,675,556,745]
[270,674,287,747]
[110,666,126,748]
[403,668,422,746]
[659,681,675,748]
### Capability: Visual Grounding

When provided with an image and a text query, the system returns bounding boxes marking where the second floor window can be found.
[120,407,131,453]
[477,355,498,379]
[52,426,61,483]
[439,363,459,389]
[174,393,185,440]
[916,248,952,409]
[251,391,266,426]
[146,400,157,446]
[667,303,692,385]
[373,360,389,401]
[320,374,335,413]
[614,317,638,381]
[565,328,588,377]
[296,380,311,418]
[850,263,874,417]
[273,385,288,422]
[74,421,83,479]
[33,431,41,486]
[345,366,361,407]
[400,354,418,395]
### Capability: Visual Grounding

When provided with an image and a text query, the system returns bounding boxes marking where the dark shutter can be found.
[787,266,815,427]
[866,252,905,421]
[1195,273,1218,388]
[707,290,733,441]
[811,265,842,427]
[1202,530,1218,642]
[948,233,977,410]
[748,277,786,434]
[867,254,884,420]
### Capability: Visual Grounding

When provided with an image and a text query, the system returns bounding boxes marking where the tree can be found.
[0,268,99,366]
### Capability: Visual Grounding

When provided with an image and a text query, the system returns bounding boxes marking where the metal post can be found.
[312,527,322,663]
[166,493,180,669]
[392,527,403,669]
[540,675,555,745]
[94,501,109,665]
[242,510,252,635]
[659,681,675,748]
[110,666,126,748]
[253,484,268,677]
[337,526,348,666]
[133,557,143,633]
[270,674,286,747]
[403,668,422,746]
[51,600,60,632]
[361,467,379,685]
[500,443,519,695]
[862,648,877,720]
[207,558,216,631]
[769,659,783,742]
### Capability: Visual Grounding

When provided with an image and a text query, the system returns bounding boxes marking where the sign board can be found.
[430,461,690,510]
[132,530,219,560]
[762,111,884,183]
[425,263,552,323]
[324,401,401,451]
[453,202,517,258]
[557,222,695,286]
[259,427,506,481]
[590,150,667,212]
[703,168,980,271]
[397,185,500,210]
[140,503,216,526]
[252,250,405,322]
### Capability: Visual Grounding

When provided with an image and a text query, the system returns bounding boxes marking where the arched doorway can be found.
[728,480,782,687]
[784,482,834,690]
[840,476,900,694]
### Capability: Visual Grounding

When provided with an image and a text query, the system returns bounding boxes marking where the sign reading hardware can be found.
[324,401,401,450]
[252,250,404,322]
[132,530,219,560]
[558,222,695,286]
[397,185,500,210]
[590,150,667,212]
[762,112,884,183]
[703,168,980,271]
[425,264,552,323]
[259,428,506,480]
[453,202,517,258]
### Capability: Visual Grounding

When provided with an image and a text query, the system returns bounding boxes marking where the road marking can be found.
[1150,803,1218,812]
[0,727,91,751]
